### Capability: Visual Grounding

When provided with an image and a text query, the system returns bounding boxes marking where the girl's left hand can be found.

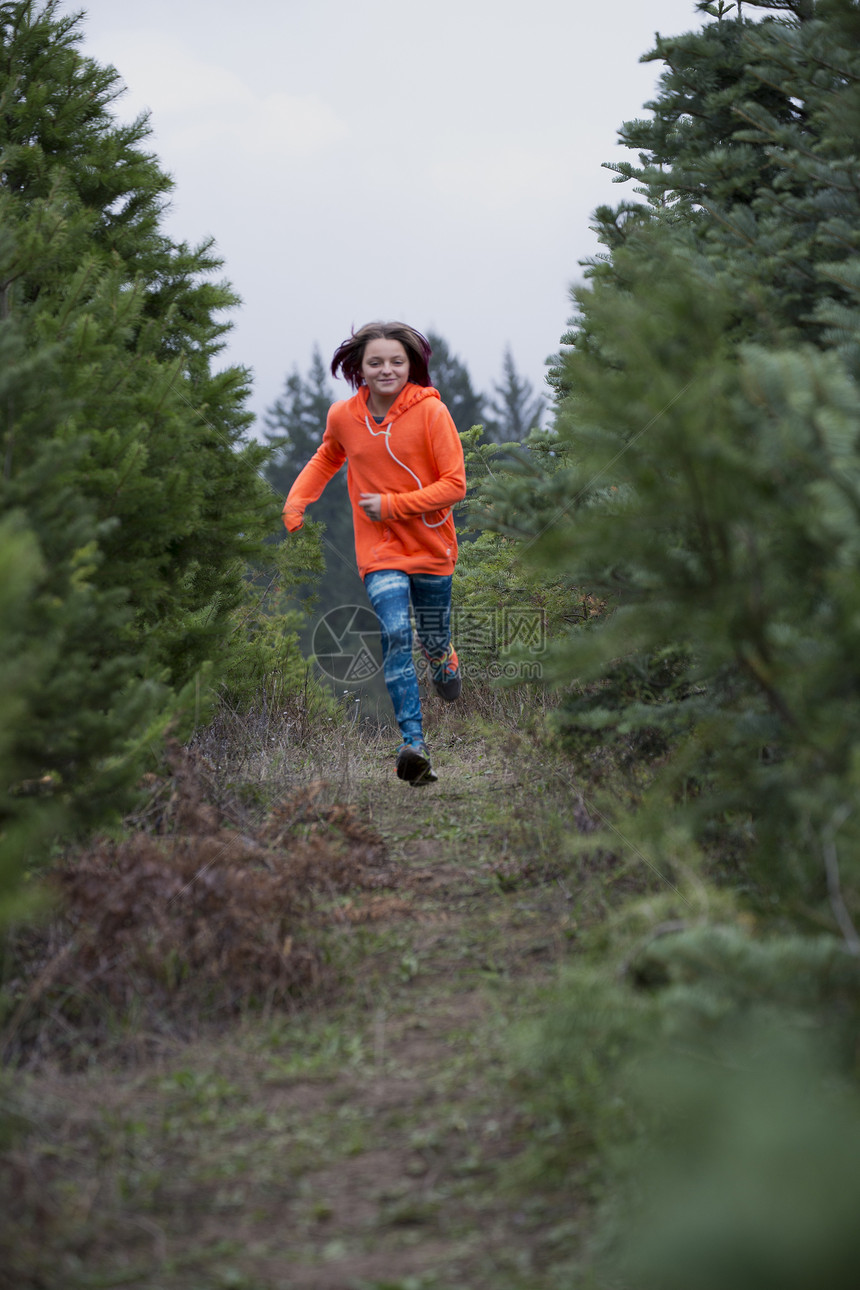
[359,493,382,521]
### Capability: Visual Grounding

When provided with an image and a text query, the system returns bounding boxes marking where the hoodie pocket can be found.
[371,525,395,560]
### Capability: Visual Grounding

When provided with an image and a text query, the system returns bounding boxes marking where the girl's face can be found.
[361,338,410,408]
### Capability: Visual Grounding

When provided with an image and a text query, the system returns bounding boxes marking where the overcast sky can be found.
[60,0,706,431]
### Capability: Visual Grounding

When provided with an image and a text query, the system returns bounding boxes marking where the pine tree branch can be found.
[822,807,860,957]
[1,277,13,483]
[736,647,799,731]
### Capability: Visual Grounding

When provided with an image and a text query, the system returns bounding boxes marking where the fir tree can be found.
[599,0,860,364]
[425,330,486,434]
[487,6,860,1280]
[485,347,546,443]
[491,0,860,894]
[0,1,279,836]
[0,512,60,929]
[264,347,334,480]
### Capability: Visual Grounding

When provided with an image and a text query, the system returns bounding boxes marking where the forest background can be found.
[3,0,860,1286]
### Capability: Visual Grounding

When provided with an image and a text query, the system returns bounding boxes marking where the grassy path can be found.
[5,714,598,1290]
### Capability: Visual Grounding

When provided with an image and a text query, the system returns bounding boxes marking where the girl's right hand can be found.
[359,493,382,521]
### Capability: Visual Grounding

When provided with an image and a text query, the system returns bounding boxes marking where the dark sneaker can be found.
[395,740,438,785]
[424,645,461,701]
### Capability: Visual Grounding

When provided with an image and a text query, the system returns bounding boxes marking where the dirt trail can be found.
[6,723,584,1290]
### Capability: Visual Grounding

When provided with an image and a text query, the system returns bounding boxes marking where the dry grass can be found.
[0,675,630,1290]
[1,740,396,1070]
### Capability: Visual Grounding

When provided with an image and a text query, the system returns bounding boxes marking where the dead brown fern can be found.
[2,744,393,1068]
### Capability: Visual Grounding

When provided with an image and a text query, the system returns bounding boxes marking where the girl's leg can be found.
[410,573,460,699]
[364,569,424,745]
[409,573,453,660]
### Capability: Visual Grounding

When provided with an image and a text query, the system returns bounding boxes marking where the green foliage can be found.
[485,4,860,1281]
[493,1,860,909]
[0,514,59,930]
[545,235,860,911]
[219,535,330,712]
[603,0,860,359]
[453,427,588,681]
[0,1,282,846]
[619,1035,860,1290]
[518,921,860,1288]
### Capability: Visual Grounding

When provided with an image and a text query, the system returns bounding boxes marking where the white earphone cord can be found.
[364,414,452,528]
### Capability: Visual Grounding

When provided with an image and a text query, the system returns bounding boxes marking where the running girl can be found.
[282,322,466,784]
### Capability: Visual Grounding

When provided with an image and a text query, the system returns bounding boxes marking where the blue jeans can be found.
[364,570,453,745]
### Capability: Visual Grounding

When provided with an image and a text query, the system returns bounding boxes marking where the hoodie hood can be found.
[349,382,441,424]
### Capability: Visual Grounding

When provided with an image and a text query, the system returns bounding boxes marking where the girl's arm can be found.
[381,406,466,522]
[282,427,346,532]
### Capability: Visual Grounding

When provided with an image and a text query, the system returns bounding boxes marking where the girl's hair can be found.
[331,321,432,390]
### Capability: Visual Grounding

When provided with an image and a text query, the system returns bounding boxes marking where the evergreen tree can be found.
[484,6,860,1282]
[0,512,61,929]
[496,0,860,878]
[485,347,546,442]
[425,330,486,434]
[589,0,860,367]
[264,347,334,480]
[0,1,280,838]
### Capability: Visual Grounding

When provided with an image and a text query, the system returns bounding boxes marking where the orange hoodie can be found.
[282,383,467,578]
